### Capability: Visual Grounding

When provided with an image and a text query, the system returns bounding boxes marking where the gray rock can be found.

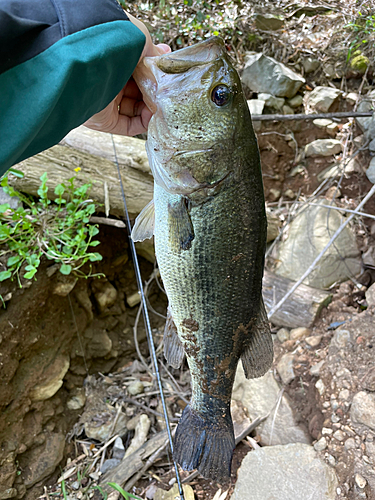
[314,436,328,451]
[247,99,264,132]
[277,328,290,343]
[112,436,125,460]
[258,93,285,111]
[351,391,375,431]
[310,360,325,377]
[304,86,341,113]
[305,139,342,157]
[331,329,353,349]
[52,275,78,296]
[313,118,333,129]
[100,458,121,475]
[128,380,144,396]
[231,443,338,500]
[355,474,367,490]
[283,104,294,115]
[255,13,284,31]
[287,95,303,108]
[366,157,375,184]
[345,437,356,450]
[232,365,310,445]
[242,52,305,98]
[356,91,375,133]
[306,335,322,347]
[0,187,21,210]
[0,489,17,500]
[88,331,112,358]
[275,198,361,289]
[277,353,295,385]
[303,57,320,74]
[366,282,375,307]
[67,388,86,410]
[333,430,345,441]
[345,92,358,105]
[370,138,375,152]
[315,379,325,396]
[338,389,350,401]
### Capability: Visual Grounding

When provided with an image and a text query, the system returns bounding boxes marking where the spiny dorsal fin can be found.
[168,197,194,251]
[241,296,273,379]
[163,306,185,369]
[131,199,155,242]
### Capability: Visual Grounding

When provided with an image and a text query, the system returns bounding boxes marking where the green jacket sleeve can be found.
[0,0,146,176]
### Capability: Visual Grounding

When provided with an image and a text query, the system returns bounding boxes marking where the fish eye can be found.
[211,84,231,107]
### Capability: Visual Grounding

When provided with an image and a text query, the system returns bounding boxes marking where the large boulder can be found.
[231,443,338,500]
[274,198,361,289]
[242,53,305,98]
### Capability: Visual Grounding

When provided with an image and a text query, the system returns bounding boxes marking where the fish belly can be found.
[154,178,266,481]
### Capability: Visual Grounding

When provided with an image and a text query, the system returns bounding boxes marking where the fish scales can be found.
[132,36,273,482]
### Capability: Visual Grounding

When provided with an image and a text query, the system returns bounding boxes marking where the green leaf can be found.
[40,172,48,183]
[7,255,21,267]
[8,168,24,178]
[54,184,65,196]
[88,225,99,237]
[89,252,102,262]
[0,203,10,213]
[24,268,37,279]
[89,240,100,247]
[59,264,72,275]
[0,270,12,282]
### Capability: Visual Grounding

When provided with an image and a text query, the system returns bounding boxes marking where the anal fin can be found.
[163,307,185,369]
[131,199,155,242]
[241,296,274,379]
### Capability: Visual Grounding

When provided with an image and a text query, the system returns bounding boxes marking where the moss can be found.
[350,54,370,74]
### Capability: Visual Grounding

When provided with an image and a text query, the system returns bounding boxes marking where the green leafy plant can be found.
[345,12,375,62]
[0,172,103,287]
[107,483,142,500]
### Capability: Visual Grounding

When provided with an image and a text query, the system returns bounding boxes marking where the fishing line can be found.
[111,135,185,500]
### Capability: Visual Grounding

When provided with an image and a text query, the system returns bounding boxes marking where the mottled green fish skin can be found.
[136,36,271,482]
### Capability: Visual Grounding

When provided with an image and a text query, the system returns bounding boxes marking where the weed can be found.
[107,482,142,500]
[0,172,103,289]
[345,11,375,62]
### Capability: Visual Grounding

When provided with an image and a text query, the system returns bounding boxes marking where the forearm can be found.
[0,0,145,176]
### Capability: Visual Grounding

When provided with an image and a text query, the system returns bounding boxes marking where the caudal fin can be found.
[173,404,235,483]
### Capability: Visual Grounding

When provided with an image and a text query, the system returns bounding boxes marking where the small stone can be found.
[67,388,86,410]
[313,118,333,128]
[89,331,112,358]
[277,353,295,385]
[126,291,141,308]
[269,188,281,201]
[284,189,295,199]
[366,157,375,184]
[303,57,320,73]
[344,437,356,450]
[0,490,18,500]
[351,391,375,431]
[305,139,342,157]
[287,95,303,108]
[100,458,120,475]
[29,354,70,401]
[92,280,118,313]
[283,104,294,115]
[331,399,339,411]
[355,474,367,489]
[315,379,325,396]
[322,427,333,435]
[366,282,375,307]
[354,134,364,147]
[258,93,285,111]
[71,481,80,491]
[112,437,125,460]
[338,389,350,401]
[305,86,341,113]
[277,328,290,343]
[333,430,345,441]
[345,92,358,105]
[53,275,78,296]
[331,414,340,424]
[326,123,339,137]
[127,380,144,396]
[310,360,325,377]
[154,484,194,500]
[331,329,352,349]
[323,401,330,408]
[326,454,336,466]
[290,327,310,341]
[314,436,327,451]
[306,335,322,347]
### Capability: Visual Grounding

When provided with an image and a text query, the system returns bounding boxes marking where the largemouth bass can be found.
[132,37,273,482]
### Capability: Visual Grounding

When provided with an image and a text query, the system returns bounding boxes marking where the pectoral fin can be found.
[163,306,185,369]
[168,197,194,251]
[241,296,273,379]
[131,200,155,242]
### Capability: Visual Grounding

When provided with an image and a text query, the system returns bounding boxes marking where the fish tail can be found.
[173,404,234,483]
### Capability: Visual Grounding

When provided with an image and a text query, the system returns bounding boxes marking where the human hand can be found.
[85,12,170,136]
